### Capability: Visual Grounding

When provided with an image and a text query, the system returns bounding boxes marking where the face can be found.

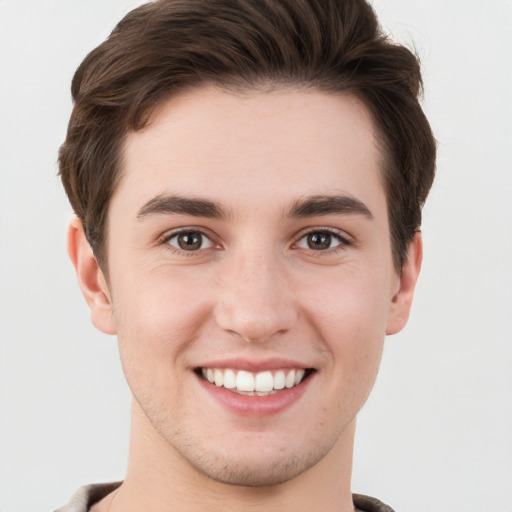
[72,87,420,487]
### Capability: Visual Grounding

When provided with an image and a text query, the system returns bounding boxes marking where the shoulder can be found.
[353,493,396,512]
[54,483,122,512]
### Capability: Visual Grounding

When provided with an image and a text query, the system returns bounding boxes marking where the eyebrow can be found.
[137,195,228,219]
[136,193,373,221]
[287,195,373,219]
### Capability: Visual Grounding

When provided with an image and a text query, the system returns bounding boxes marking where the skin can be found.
[69,87,422,512]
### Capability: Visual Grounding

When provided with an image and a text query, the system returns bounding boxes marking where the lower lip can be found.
[197,373,313,417]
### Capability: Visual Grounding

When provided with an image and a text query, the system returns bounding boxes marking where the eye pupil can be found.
[307,232,331,250]
[178,232,202,250]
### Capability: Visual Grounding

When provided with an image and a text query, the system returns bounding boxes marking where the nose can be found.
[214,249,298,343]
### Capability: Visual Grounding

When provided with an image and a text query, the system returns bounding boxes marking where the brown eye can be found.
[296,231,343,251]
[307,232,331,250]
[167,231,213,251]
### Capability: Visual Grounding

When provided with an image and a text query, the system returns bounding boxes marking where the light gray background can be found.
[0,1,511,511]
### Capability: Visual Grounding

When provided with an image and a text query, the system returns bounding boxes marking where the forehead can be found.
[116,86,386,215]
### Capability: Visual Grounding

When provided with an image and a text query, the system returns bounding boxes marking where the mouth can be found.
[195,367,315,396]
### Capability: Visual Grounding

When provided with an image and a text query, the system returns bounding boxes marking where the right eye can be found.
[166,230,215,252]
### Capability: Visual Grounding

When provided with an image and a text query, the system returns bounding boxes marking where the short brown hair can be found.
[59,0,436,270]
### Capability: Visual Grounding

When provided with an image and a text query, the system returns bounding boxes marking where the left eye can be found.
[167,231,215,251]
[296,231,343,251]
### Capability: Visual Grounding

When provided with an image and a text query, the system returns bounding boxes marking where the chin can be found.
[165,427,337,488]
[189,451,320,487]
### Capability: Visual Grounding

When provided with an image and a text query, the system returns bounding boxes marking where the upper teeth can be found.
[201,368,306,394]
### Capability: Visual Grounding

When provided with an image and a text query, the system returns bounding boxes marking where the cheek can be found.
[303,267,393,336]
[112,268,213,376]
[114,261,209,327]
[300,268,391,378]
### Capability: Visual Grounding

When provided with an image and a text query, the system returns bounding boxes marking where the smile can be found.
[199,368,312,396]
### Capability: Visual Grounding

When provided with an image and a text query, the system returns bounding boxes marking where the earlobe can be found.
[67,217,117,335]
[386,232,423,336]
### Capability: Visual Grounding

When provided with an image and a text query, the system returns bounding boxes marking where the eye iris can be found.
[307,232,331,250]
[178,232,202,251]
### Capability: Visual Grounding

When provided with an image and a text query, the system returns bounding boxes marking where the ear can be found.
[386,232,423,335]
[67,217,117,335]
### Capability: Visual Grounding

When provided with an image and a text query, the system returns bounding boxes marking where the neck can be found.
[114,399,356,512]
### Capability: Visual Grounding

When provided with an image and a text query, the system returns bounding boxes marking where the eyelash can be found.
[161,228,218,256]
[159,227,351,256]
[293,228,351,254]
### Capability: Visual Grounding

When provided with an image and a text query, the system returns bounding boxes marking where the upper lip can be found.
[195,357,312,373]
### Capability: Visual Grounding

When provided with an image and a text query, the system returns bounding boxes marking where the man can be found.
[56,0,436,510]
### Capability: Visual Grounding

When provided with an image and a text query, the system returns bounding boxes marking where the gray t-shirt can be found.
[54,483,396,512]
